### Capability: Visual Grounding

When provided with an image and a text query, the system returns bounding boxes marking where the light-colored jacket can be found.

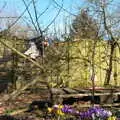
[24,42,39,59]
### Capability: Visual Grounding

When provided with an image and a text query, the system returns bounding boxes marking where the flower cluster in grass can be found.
[48,104,117,120]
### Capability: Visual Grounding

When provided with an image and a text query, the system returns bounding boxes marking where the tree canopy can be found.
[70,9,99,39]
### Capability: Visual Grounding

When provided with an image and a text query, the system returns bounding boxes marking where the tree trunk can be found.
[104,42,115,86]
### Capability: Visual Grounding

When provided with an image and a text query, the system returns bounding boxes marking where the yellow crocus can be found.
[56,109,64,116]
[58,105,63,109]
[107,116,117,120]
[55,105,64,116]
[48,107,53,113]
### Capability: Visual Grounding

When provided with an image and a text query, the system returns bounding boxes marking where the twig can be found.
[43,0,63,32]
[32,0,43,36]
[22,0,38,33]
[6,0,33,31]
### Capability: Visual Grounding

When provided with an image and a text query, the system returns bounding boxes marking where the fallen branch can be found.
[0,39,43,70]
[0,39,49,100]
[8,78,48,100]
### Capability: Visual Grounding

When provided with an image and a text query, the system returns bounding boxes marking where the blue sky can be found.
[0,0,85,34]
[0,0,119,36]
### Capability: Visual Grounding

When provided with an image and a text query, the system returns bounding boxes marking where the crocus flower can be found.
[48,107,53,113]
[107,116,116,120]
[48,104,114,120]
[53,104,64,116]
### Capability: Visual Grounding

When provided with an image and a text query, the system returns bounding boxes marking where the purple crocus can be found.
[62,105,76,115]
[51,105,112,119]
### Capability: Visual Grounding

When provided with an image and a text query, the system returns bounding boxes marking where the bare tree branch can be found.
[32,0,43,36]
[22,0,38,33]
[52,0,77,16]
[0,39,43,69]
[6,0,33,31]
[0,1,7,13]
[37,1,51,19]
[43,0,63,32]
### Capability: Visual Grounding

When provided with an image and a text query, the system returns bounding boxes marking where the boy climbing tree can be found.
[24,36,49,59]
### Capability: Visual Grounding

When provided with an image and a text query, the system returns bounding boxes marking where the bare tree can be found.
[87,0,120,86]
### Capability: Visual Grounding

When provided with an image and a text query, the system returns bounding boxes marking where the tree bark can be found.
[104,42,115,85]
